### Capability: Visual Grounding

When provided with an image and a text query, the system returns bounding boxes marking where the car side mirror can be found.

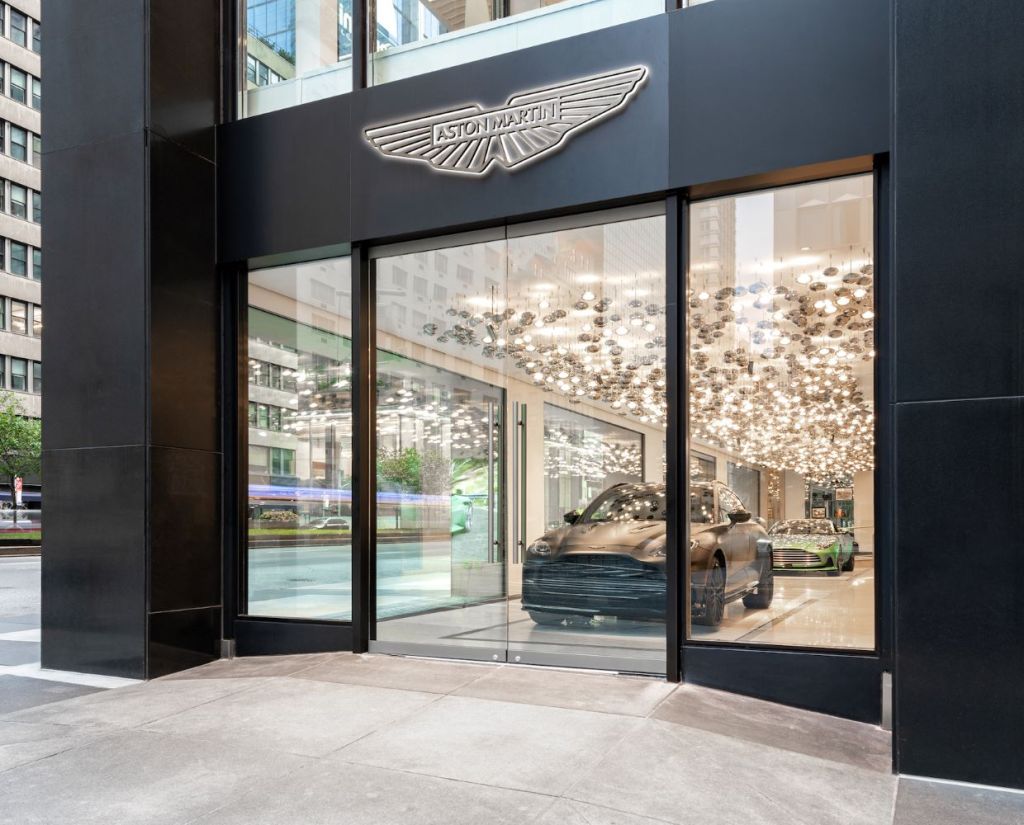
[564,511,580,525]
[727,509,752,524]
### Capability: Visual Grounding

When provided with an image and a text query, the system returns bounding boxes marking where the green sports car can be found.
[769,518,855,576]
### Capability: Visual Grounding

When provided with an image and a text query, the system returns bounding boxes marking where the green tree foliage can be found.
[0,393,40,525]
[377,447,423,492]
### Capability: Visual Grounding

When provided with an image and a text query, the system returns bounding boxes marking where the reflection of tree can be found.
[377,447,422,492]
[377,447,490,530]
[451,457,488,495]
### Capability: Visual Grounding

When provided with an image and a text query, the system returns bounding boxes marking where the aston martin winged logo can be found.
[364,66,648,177]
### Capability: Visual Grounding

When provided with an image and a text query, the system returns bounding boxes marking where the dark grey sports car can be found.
[521,481,774,628]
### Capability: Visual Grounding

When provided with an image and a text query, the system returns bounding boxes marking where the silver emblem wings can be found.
[364,67,648,176]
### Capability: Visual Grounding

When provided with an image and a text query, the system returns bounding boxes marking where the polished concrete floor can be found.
[1,648,1023,824]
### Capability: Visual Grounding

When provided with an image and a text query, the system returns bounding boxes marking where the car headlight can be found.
[528,540,551,556]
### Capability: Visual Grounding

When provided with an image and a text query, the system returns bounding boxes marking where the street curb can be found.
[0,546,39,557]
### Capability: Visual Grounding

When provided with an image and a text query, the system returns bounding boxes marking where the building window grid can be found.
[9,241,26,275]
[9,182,26,219]
[9,8,26,47]
[9,355,25,391]
[10,124,25,161]
[9,66,25,104]
[31,359,39,393]
[10,299,26,334]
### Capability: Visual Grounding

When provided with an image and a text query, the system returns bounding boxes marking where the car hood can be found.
[555,520,666,558]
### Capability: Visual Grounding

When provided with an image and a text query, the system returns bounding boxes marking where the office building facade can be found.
[0,0,40,506]
[42,0,1024,793]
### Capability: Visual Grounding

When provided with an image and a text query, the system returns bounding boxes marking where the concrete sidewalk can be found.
[0,651,1021,824]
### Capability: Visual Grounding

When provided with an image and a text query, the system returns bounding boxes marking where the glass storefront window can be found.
[245,256,354,620]
[686,175,875,650]
[372,209,668,672]
[242,0,353,117]
[370,0,664,86]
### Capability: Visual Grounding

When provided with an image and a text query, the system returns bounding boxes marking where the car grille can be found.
[540,553,661,578]
[774,549,825,566]
[528,554,664,594]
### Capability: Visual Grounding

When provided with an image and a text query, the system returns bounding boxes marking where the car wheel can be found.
[841,551,855,572]
[743,557,774,609]
[528,611,564,626]
[693,555,726,627]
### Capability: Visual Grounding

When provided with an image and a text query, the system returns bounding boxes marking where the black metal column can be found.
[664,194,686,682]
[350,244,376,651]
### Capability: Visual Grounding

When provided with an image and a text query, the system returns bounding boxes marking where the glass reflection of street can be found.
[247,529,488,620]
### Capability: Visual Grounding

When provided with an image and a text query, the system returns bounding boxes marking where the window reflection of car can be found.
[451,494,474,533]
[768,518,855,576]
[521,481,774,629]
[313,516,349,529]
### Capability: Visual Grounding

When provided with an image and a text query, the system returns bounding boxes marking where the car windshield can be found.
[690,485,716,524]
[583,486,667,523]
[770,519,835,535]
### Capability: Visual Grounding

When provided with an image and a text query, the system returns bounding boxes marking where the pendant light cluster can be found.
[544,426,643,482]
[421,287,668,425]
[689,259,876,482]
[377,379,500,455]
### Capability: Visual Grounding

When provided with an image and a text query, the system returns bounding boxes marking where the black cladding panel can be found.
[350,15,670,242]
[218,93,353,263]
[669,0,890,190]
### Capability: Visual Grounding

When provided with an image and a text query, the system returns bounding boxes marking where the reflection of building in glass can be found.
[544,404,643,528]
[247,0,297,59]
[247,265,354,527]
[245,0,355,91]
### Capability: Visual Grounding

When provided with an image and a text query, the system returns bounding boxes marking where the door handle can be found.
[487,400,495,564]
[513,403,527,564]
[512,401,520,565]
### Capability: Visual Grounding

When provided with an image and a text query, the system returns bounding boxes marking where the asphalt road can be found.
[0,555,39,622]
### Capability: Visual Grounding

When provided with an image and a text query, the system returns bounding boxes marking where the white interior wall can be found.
[853,470,875,554]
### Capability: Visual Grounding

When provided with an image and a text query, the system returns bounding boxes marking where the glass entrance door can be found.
[502,214,668,674]
[371,209,668,673]
[373,236,510,660]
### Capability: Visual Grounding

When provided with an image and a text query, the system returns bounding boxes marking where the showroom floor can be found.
[2,650,1023,824]
[374,556,876,672]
